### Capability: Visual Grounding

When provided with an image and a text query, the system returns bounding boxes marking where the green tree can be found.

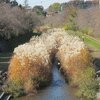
[49,3,61,12]
[64,6,78,31]
[33,6,46,16]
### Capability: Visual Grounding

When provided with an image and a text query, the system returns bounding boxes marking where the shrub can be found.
[76,67,98,100]
[48,3,61,12]
[80,28,93,35]
[64,24,77,31]
[5,80,24,98]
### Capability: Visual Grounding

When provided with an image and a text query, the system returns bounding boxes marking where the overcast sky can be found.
[16,0,69,8]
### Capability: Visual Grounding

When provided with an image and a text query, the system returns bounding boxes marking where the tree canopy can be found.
[48,3,61,12]
[33,6,46,16]
[0,3,42,39]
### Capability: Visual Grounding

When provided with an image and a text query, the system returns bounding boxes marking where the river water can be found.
[18,60,76,100]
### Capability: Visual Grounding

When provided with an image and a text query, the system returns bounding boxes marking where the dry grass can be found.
[7,40,52,96]
[57,47,92,81]
[56,31,97,99]
[8,54,51,95]
[7,28,94,98]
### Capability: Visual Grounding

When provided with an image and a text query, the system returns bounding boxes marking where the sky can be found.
[16,0,69,9]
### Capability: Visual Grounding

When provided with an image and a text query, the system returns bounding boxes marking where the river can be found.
[18,60,76,100]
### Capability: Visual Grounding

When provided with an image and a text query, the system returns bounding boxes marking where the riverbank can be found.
[0,28,97,100]
[18,60,76,100]
[83,35,100,100]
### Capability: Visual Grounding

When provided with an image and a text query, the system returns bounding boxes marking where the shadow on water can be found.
[18,60,76,100]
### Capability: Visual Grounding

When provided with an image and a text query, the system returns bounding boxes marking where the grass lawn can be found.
[83,35,100,50]
[74,31,100,50]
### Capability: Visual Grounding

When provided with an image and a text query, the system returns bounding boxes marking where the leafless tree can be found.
[0,3,42,39]
[76,6,100,38]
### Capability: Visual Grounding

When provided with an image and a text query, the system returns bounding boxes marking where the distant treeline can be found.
[61,0,99,10]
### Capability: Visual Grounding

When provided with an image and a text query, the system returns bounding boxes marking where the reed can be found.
[7,28,96,99]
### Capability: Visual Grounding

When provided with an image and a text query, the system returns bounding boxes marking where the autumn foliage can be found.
[8,54,51,93]
[7,40,52,96]
[7,28,96,99]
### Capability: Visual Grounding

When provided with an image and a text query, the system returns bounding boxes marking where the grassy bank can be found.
[71,31,100,50]
[83,35,100,50]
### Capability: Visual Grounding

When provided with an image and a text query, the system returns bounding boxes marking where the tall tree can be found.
[48,3,61,12]
[33,6,46,16]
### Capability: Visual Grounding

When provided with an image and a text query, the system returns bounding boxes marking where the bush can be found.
[76,67,98,100]
[64,24,78,31]
[5,81,24,98]
[63,6,78,31]
[80,28,93,35]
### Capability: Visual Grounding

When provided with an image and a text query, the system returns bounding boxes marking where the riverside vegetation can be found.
[0,1,100,100]
[3,28,98,100]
